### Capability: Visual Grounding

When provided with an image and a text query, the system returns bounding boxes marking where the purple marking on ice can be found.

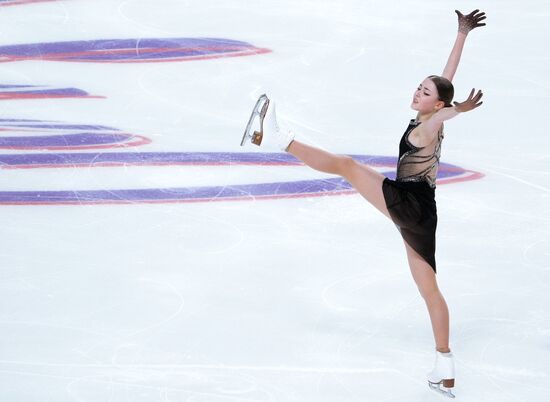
[0,85,98,99]
[0,0,58,6]
[434,169,463,179]
[0,38,252,55]
[1,88,89,96]
[0,38,269,63]
[0,118,51,123]
[0,152,470,177]
[1,124,119,131]
[0,133,135,148]
[0,151,482,205]
[0,152,400,168]
[61,48,235,61]
[0,177,356,204]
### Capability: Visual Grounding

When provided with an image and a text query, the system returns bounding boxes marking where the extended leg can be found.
[287,140,391,218]
[241,96,390,218]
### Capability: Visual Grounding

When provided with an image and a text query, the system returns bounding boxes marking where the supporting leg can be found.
[404,241,450,352]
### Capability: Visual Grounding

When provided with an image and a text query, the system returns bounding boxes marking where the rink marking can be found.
[0,84,103,100]
[0,153,483,205]
[0,37,271,63]
[0,134,151,150]
[0,118,152,150]
[0,0,58,6]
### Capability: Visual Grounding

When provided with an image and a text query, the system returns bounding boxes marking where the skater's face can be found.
[411,78,445,113]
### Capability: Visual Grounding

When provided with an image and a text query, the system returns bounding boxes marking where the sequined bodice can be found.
[396,119,443,188]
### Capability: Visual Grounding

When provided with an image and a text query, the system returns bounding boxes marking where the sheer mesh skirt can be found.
[382,178,437,272]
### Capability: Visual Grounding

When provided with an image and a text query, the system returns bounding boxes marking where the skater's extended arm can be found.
[423,88,483,133]
[441,10,486,82]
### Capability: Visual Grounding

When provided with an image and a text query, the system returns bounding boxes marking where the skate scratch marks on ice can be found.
[0,153,483,205]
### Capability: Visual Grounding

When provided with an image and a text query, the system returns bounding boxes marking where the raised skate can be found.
[240,94,294,151]
[241,94,269,146]
[427,351,456,398]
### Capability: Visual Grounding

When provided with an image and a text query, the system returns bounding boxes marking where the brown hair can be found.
[428,75,454,107]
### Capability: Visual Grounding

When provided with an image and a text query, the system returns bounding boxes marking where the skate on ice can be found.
[427,351,456,398]
[240,94,294,151]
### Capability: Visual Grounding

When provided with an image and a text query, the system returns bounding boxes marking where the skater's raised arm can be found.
[423,88,483,133]
[441,10,486,82]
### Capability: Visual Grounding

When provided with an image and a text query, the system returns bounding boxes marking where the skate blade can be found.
[240,94,270,146]
[428,381,455,398]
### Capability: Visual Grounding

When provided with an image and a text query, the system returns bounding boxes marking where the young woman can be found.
[241,9,486,398]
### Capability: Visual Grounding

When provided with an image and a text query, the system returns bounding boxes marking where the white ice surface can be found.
[0,0,549,401]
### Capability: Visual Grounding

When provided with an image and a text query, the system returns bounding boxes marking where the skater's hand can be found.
[455,9,486,34]
[453,89,483,112]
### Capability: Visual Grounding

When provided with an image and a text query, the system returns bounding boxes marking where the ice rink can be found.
[0,0,549,401]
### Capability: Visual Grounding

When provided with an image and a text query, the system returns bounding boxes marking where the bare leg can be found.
[287,139,450,349]
[404,242,450,352]
[287,137,450,348]
[287,140,391,218]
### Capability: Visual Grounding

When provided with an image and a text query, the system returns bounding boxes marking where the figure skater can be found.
[241,9,486,398]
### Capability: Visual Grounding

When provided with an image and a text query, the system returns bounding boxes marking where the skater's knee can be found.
[413,276,439,301]
[419,285,442,304]
[336,155,358,177]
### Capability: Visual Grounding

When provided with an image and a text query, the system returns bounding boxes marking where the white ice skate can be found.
[427,351,456,398]
[240,94,294,151]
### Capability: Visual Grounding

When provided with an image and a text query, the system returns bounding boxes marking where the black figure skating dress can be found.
[382,119,443,273]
